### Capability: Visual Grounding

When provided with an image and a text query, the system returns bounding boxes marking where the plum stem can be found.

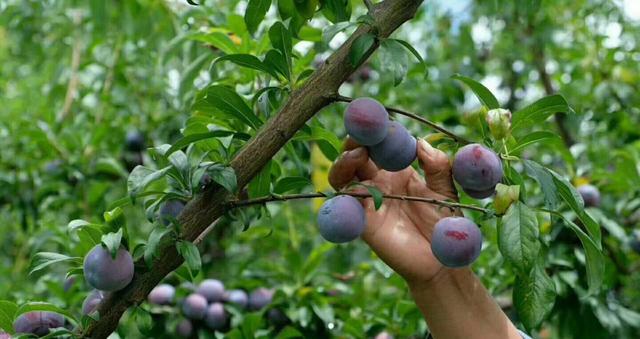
[227,191,491,214]
[331,95,473,145]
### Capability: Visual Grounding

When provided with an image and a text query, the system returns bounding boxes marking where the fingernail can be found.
[419,138,433,151]
[347,147,366,158]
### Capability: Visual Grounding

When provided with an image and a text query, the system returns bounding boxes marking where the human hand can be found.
[328,138,460,286]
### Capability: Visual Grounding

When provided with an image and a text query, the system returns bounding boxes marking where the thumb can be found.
[417,138,458,200]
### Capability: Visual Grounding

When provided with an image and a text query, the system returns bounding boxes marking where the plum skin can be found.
[317,195,366,243]
[344,97,389,146]
[159,200,186,226]
[204,303,228,330]
[83,245,134,292]
[431,217,482,268]
[452,143,503,199]
[578,184,600,207]
[176,319,193,337]
[224,289,248,308]
[368,121,417,172]
[197,279,225,303]
[82,290,109,315]
[182,293,208,319]
[148,284,176,305]
[125,130,145,152]
[248,288,274,311]
[13,311,64,336]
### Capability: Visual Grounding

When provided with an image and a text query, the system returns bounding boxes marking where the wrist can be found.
[407,267,474,295]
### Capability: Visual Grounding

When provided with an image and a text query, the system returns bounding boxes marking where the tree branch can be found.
[228,192,491,214]
[530,33,575,147]
[81,1,424,337]
[331,95,472,144]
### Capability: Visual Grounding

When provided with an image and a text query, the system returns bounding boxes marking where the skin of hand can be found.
[328,138,522,339]
[329,138,459,285]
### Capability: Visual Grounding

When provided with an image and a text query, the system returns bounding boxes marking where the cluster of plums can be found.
[145,279,282,337]
[315,98,512,268]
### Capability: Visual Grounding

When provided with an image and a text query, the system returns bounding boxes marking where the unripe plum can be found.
[159,200,186,226]
[344,97,389,146]
[125,130,145,152]
[224,289,248,308]
[204,303,228,330]
[176,319,193,338]
[197,279,225,303]
[317,195,366,243]
[452,143,503,199]
[248,288,274,311]
[577,184,600,208]
[431,217,482,268]
[148,284,176,305]
[368,121,417,172]
[182,293,208,320]
[83,245,134,292]
[13,312,64,337]
[82,290,109,315]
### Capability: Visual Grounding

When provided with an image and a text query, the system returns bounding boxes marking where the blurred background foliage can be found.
[1,0,640,338]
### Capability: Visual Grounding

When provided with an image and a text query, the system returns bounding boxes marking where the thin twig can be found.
[332,95,472,144]
[194,218,221,245]
[227,191,491,214]
[57,13,82,123]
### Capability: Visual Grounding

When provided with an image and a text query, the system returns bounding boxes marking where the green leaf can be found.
[214,54,279,78]
[29,252,81,276]
[176,240,201,277]
[275,326,304,339]
[511,95,573,132]
[451,74,500,109]
[302,243,333,282]
[144,227,173,266]
[361,185,383,210]
[513,262,556,331]
[274,177,311,194]
[558,216,605,295]
[248,161,272,198]
[268,22,292,68]
[193,85,263,130]
[207,165,237,193]
[349,33,375,67]
[499,202,540,273]
[322,21,355,42]
[133,307,153,335]
[263,49,291,81]
[168,150,189,176]
[320,0,351,23]
[127,165,172,199]
[0,300,18,333]
[166,130,235,156]
[15,302,77,326]
[522,160,559,210]
[547,169,602,247]
[245,0,272,35]
[380,39,408,86]
[388,38,424,64]
[101,228,123,258]
[187,32,238,54]
[511,131,562,154]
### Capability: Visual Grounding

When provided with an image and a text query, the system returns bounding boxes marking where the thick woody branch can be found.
[81,1,424,337]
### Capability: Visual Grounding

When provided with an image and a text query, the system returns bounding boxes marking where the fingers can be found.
[417,138,458,200]
[328,147,377,190]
